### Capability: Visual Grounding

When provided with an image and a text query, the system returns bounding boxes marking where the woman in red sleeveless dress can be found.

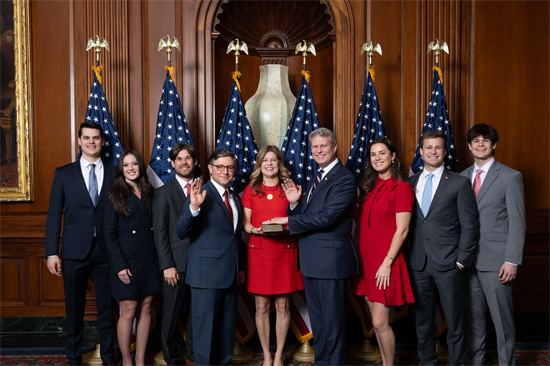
[351,138,415,366]
[242,145,303,366]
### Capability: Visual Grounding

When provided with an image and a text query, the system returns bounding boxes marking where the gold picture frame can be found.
[0,0,33,202]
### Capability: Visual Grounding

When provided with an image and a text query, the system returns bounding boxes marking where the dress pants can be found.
[190,275,238,366]
[62,242,115,365]
[161,273,194,365]
[464,267,516,366]
[409,260,465,366]
[303,275,351,366]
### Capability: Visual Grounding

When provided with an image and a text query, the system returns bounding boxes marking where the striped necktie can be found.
[309,169,325,201]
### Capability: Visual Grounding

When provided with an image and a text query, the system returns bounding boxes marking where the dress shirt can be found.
[175,175,193,197]
[190,179,238,232]
[80,157,104,193]
[471,158,517,267]
[415,165,444,206]
[415,165,464,268]
[470,157,495,187]
[306,158,340,202]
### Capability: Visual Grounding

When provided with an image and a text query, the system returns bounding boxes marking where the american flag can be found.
[281,75,320,188]
[215,81,259,195]
[409,70,459,175]
[79,73,124,166]
[345,70,387,186]
[147,71,201,188]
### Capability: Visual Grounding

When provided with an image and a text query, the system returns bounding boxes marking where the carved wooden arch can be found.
[194,0,358,159]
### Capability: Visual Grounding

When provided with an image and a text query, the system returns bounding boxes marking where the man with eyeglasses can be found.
[176,149,245,366]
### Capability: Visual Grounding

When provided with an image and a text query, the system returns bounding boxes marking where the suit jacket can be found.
[152,177,191,273]
[176,181,242,289]
[407,168,479,271]
[45,160,116,260]
[287,160,358,279]
[460,159,525,271]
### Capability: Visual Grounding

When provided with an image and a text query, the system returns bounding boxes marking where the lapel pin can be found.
[445,176,448,179]
[324,177,328,180]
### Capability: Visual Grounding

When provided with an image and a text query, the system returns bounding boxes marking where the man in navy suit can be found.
[176,149,245,366]
[265,128,357,365]
[45,122,115,365]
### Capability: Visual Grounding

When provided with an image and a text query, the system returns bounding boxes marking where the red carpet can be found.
[1,350,548,365]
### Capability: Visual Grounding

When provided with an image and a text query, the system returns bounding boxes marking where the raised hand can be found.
[282,178,302,206]
[189,178,206,211]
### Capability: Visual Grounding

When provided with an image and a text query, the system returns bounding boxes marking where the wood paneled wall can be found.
[1,0,547,317]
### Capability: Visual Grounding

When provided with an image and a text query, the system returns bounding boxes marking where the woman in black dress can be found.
[104,150,162,366]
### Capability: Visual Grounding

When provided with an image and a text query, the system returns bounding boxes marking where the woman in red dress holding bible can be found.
[351,138,415,366]
[242,145,303,366]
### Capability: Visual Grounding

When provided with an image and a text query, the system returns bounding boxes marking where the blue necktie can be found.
[89,163,99,207]
[421,173,434,217]
[309,169,324,202]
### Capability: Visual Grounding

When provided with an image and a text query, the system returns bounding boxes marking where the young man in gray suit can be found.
[407,130,479,366]
[461,124,526,366]
[152,143,197,365]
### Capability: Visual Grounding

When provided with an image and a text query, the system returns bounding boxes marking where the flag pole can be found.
[82,34,115,366]
[361,40,382,81]
[226,39,248,92]
[295,40,315,82]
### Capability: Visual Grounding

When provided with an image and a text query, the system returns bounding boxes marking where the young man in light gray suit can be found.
[152,143,197,365]
[461,124,526,366]
[407,130,479,366]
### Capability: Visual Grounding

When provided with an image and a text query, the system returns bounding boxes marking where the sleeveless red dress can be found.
[242,184,304,295]
[351,177,415,306]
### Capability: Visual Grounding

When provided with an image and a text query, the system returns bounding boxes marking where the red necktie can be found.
[184,182,191,197]
[224,190,234,230]
[472,169,483,197]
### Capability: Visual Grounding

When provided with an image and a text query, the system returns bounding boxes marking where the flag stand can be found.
[82,343,103,366]
[288,339,315,362]
[349,338,381,361]
[232,341,254,363]
[152,349,188,365]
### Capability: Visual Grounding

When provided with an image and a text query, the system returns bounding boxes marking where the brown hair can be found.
[109,150,154,217]
[248,145,290,196]
[359,138,405,201]
[170,143,198,163]
[420,130,446,148]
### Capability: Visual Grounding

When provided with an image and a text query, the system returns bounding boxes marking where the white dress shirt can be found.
[80,156,104,193]
[414,165,444,206]
[470,157,495,186]
[175,175,193,197]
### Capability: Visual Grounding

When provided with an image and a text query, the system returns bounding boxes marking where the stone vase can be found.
[244,64,296,149]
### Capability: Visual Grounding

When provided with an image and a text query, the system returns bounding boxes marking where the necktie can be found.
[472,169,483,197]
[309,169,325,201]
[89,163,99,207]
[421,173,434,217]
[224,190,234,231]
[184,182,191,197]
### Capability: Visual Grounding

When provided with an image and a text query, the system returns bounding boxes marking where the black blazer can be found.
[152,177,191,273]
[45,160,115,260]
[407,168,479,271]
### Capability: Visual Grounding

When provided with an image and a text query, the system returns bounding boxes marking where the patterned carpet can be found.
[0,350,548,365]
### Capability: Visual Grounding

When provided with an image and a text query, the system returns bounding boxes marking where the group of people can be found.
[45,122,525,366]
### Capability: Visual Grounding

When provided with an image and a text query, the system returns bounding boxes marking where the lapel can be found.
[98,162,114,205]
[425,168,451,217]
[304,161,341,211]
[206,181,233,227]
[410,173,423,215]
[476,160,500,204]
[168,176,186,203]
[73,160,95,207]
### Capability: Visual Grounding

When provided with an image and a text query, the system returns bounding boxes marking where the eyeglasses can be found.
[212,164,236,172]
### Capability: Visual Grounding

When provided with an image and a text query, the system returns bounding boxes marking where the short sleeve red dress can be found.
[351,177,415,306]
[242,184,304,295]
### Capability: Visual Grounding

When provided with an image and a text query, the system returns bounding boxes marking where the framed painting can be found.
[0,0,33,202]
